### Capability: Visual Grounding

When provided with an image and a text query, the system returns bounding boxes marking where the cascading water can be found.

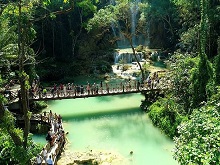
[110,0,146,48]
[114,49,143,64]
[110,0,148,64]
[130,0,141,46]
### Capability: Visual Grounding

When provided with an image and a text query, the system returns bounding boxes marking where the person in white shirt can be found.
[36,154,42,165]
[42,147,47,162]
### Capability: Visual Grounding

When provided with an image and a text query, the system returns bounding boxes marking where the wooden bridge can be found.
[26,112,67,165]
[30,80,167,101]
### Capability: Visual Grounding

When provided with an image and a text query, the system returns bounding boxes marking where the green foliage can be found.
[148,98,186,138]
[213,54,220,85]
[76,0,97,16]
[173,102,220,165]
[31,101,48,112]
[0,131,42,164]
[166,53,198,111]
[13,136,41,165]
[86,5,116,31]
[122,64,130,71]
[190,51,213,108]
[95,60,112,74]
[87,0,149,37]
[0,18,18,80]
[135,45,145,52]
[179,24,199,52]
[19,71,30,90]
[0,131,14,164]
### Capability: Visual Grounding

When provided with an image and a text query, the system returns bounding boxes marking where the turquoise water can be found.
[33,94,178,165]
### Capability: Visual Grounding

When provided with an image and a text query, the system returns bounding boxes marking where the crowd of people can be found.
[35,110,68,165]
[29,73,164,99]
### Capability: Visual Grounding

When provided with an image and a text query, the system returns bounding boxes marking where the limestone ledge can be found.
[57,149,125,165]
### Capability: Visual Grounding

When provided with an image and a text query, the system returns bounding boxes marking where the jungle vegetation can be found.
[0,0,219,164]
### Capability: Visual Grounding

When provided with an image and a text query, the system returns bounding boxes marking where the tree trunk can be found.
[42,21,45,50]
[52,22,55,57]
[129,40,145,82]
[18,0,30,150]
[71,8,83,59]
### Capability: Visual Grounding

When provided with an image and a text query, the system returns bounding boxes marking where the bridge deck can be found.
[5,79,168,103]
[30,112,66,165]
[30,88,162,101]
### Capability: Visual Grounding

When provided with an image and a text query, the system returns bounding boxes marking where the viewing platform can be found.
[30,111,66,165]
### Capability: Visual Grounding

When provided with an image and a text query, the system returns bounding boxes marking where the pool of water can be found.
[32,94,178,165]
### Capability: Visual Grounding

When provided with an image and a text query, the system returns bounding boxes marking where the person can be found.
[87,83,90,95]
[48,110,53,123]
[42,148,47,163]
[48,128,56,146]
[36,154,43,165]
[62,130,70,143]
[58,114,62,125]
[46,155,54,165]
[80,85,84,95]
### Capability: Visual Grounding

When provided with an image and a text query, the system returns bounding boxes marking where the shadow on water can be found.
[62,107,142,121]
[94,93,142,102]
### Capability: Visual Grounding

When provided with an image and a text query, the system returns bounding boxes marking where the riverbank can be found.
[57,148,126,165]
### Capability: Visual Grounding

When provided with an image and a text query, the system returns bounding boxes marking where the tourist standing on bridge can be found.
[80,85,84,95]
[76,85,80,95]
[48,110,53,123]
[95,84,99,94]
[42,147,47,163]
[87,83,91,95]
[58,114,62,125]
[36,154,43,165]
[91,83,95,95]
[59,84,64,96]
[46,155,54,165]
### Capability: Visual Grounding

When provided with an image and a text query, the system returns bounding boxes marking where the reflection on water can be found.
[33,94,178,165]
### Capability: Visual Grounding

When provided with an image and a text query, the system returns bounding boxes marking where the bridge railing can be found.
[31,112,65,165]
[30,79,164,99]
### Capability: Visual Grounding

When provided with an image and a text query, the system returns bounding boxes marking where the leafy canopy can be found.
[173,101,220,165]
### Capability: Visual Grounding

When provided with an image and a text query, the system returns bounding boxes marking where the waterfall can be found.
[109,0,146,48]
[114,49,143,64]
[130,0,141,46]
[110,0,147,64]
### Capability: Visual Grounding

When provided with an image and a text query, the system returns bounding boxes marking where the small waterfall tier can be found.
[114,48,143,64]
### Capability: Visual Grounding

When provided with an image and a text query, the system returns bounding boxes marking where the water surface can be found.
[33,94,178,165]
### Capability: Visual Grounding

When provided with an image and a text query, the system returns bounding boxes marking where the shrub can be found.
[148,98,186,138]
[174,103,220,165]
[31,101,47,112]
[122,64,130,71]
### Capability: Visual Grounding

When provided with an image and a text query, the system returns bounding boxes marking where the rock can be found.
[57,149,124,165]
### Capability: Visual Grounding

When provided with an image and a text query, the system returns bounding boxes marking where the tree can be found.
[190,0,213,107]
[87,0,149,81]
[173,101,220,165]
[0,0,74,163]
[213,37,220,85]
[166,52,198,113]
[0,14,18,80]
[172,0,220,57]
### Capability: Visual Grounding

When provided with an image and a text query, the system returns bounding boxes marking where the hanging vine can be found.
[190,0,213,107]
